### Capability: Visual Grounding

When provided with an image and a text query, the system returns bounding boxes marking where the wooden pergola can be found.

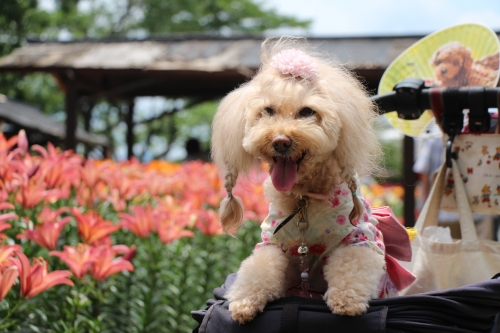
[3,33,492,226]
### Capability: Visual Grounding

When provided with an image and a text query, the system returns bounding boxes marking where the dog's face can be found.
[211,42,381,230]
[211,43,380,219]
[430,42,472,86]
[241,74,341,192]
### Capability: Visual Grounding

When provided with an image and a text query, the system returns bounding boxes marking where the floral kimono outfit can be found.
[257,181,411,298]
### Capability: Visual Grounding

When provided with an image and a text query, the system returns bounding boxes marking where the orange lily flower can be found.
[50,244,97,279]
[156,219,194,244]
[119,205,156,238]
[0,245,19,265]
[14,177,46,209]
[12,250,73,298]
[72,209,120,245]
[40,155,80,191]
[0,182,8,203]
[192,209,223,236]
[32,142,82,191]
[0,265,19,301]
[12,168,69,209]
[145,160,180,174]
[153,197,195,243]
[76,160,113,208]
[0,202,14,211]
[141,173,174,198]
[0,245,21,301]
[0,220,12,239]
[17,207,71,249]
[0,245,20,301]
[111,244,137,262]
[0,213,15,227]
[0,131,19,153]
[91,235,112,247]
[0,204,16,239]
[91,245,134,281]
[0,132,24,185]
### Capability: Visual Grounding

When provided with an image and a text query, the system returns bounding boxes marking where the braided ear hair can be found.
[211,83,256,235]
[344,169,363,223]
[218,169,244,234]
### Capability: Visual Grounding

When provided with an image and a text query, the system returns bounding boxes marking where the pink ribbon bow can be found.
[372,206,416,291]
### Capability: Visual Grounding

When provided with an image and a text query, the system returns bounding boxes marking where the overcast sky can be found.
[264,0,500,37]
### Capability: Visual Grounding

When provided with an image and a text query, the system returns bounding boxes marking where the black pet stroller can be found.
[192,80,500,333]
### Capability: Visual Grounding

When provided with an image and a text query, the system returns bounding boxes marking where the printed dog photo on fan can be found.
[429,41,499,88]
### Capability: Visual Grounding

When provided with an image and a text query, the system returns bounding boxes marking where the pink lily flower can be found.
[12,250,73,298]
[0,245,21,301]
[119,205,156,238]
[72,209,120,245]
[91,245,134,281]
[193,209,223,236]
[156,219,194,244]
[0,265,19,301]
[50,244,98,279]
[17,207,71,250]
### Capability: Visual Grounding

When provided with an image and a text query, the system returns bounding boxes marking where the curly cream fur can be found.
[211,37,384,323]
[226,246,288,323]
[323,246,385,315]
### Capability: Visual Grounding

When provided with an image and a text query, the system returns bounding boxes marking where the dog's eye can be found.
[297,107,315,118]
[453,60,459,66]
[436,60,442,65]
[264,107,275,116]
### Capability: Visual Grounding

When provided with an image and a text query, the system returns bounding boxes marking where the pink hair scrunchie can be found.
[270,49,319,80]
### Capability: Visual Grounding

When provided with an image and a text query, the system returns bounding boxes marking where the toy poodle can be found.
[429,41,499,88]
[211,38,406,324]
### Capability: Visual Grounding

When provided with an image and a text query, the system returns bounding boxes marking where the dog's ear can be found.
[211,85,256,233]
[319,66,381,222]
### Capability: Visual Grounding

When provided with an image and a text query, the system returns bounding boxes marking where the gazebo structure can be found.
[0,35,423,153]
[2,33,498,225]
[0,94,109,153]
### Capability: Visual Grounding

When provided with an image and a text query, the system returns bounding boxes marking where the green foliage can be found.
[138,0,310,35]
[173,100,218,151]
[1,73,65,115]
[0,1,63,117]
[0,0,51,54]
[380,139,403,183]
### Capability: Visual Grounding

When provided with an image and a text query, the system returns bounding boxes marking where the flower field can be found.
[0,130,404,332]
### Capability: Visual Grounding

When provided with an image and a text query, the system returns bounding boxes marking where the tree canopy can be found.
[1,0,310,43]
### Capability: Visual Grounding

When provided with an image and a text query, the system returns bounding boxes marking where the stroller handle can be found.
[371,78,500,119]
[371,78,500,167]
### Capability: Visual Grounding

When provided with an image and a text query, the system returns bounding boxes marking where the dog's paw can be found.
[324,287,369,316]
[229,298,266,324]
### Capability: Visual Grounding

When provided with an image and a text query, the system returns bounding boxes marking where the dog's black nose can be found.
[441,68,448,75]
[272,135,292,154]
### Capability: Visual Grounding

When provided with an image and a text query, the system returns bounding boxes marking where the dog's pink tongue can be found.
[271,157,297,192]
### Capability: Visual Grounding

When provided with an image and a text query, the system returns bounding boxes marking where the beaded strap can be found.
[296,197,312,298]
